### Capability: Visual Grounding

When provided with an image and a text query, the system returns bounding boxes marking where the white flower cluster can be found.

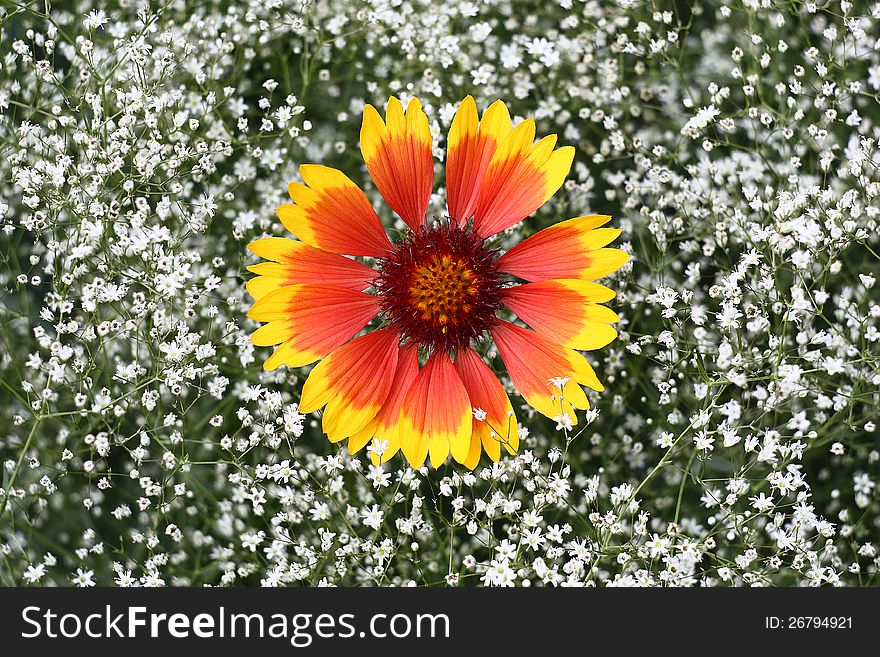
[0,0,878,587]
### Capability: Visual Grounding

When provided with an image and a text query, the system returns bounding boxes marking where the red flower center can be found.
[375,222,505,352]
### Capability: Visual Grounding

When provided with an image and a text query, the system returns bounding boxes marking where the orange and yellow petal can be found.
[361,96,433,230]
[490,320,604,424]
[299,329,400,442]
[503,279,620,351]
[471,119,574,237]
[345,342,419,462]
[445,96,512,224]
[453,347,518,465]
[248,284,379,370]
[277,164,392,257]
[397,352,472,469]
[497,215,629,281]
[246,237,376,300]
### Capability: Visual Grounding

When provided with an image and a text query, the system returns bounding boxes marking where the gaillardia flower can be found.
[246,96,628,469]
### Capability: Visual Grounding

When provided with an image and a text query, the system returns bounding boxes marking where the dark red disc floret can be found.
[374,221,506,353]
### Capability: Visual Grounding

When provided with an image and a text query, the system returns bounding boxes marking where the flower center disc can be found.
[376,222,504,352]
[409,254,478,325]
